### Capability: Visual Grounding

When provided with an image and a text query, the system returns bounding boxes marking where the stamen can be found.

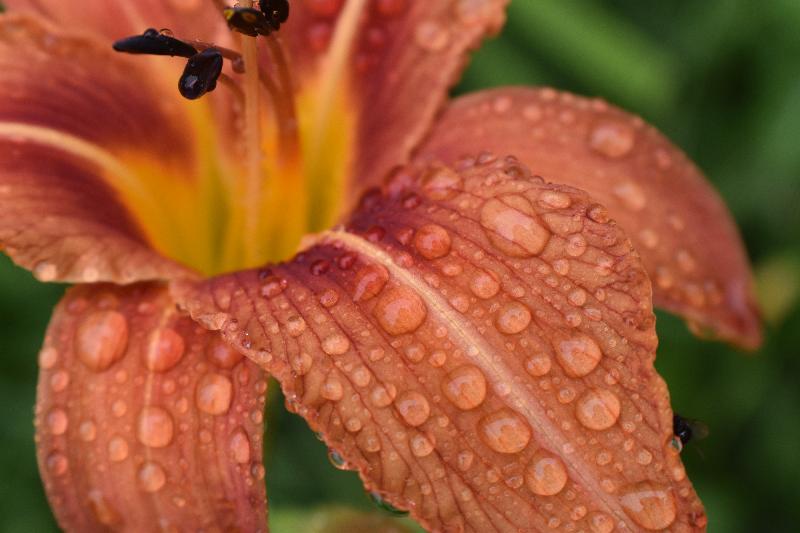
[238,0,264,267]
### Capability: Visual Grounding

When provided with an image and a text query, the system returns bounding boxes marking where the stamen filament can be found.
[239,0,263,267]
[264,35,299,158]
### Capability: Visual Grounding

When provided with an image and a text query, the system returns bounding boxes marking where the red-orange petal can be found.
[176,158,706,532]
[4,0,227,42]
[35,283,267,532]
[415,87,762,349]
[0,15,214,282]
[284,0,509,209]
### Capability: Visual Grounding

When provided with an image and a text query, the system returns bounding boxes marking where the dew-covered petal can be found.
[35,283,267,532]
[281,0,509,230]
[0,15,233,279]
[415,87,761,349]
[176,158,706,532]
[4,0,227,42]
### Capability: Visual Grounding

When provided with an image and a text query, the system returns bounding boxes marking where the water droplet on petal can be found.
[589,511,615,533]
[414,20,449,51]
[479,409,531,454]
[38,347,58,369]
[414,224,451,259]
[206,336,243,368]
[76,311,128,371]
[470,271,500,299]
[410,433,435,457]
[321,334,350,356]
[576,388,621,430]
[481,196,550,257]
[195,374,233,415]
[619,482,677,530]
[47,408,68,435]
[50,370,70,392]
[285,315,307,337]
[495,301,531,334]
[375,287,427,335]
[539,191,572,209]
[525,450,568,496]
[229,427,251,464]
[290,352,313,375]
[78,420,97,442]
[46,452,68,476]
[144,328,184,372]
[525,354,552,376]
[87,490,120,526]
[422,166,462,199]
[108,435,129,462]
[395,391,430,427]
[589,121,635,158]
[34,261,57,281]
[613,181,647,211]
[321,375,344,401]
[556,335,602,377]
[137,407,174,448]
[357,428,382,453]
[353,264,389,301]
[138,462,167,492]
[443,365,487,410]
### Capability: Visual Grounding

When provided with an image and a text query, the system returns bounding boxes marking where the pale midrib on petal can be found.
[0,121,153,205]
[321,228,634,529]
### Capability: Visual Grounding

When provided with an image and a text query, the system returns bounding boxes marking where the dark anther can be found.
[260,0,290,29]
[179,49,224,100]
[224,7,274,37]
[113,28,197,58]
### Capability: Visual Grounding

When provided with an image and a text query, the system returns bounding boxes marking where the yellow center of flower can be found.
[118,1,364,276]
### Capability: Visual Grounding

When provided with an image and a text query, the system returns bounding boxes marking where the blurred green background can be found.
[1,0,799,531]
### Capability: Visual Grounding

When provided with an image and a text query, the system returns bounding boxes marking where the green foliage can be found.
[1,0,799,531]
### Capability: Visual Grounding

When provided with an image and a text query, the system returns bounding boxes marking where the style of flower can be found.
[0,0,760,531]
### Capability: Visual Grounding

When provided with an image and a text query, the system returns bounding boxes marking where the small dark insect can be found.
[260,0,290,29]
[673,413,710,449]
[112,28,197,58]
[179,48,224,100]
[224,7,274,37]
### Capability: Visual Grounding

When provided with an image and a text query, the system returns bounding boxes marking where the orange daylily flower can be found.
[0,0,760,531]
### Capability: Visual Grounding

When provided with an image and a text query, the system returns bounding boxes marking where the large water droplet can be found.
[49,370,69,392]
[495,301,532,334]
[395,391,431,427]
[353,264,389,301]
[576,388,621,430]
[206,336,243,368]
[481,196,550,257]
[195,373,233,415]
[38,347,58,369]
[138,461,167,493]
[286,315,307,337]
[525,354,552,376]
[75,311,129,371]
[78,420,97,442]
[46,452,68,476]
[589,121,635,158]
[442,365,487,410]
[321,334,350,356]
[410,433,435,457]
[414,224,452,259]
[137,407,174,448]
[556,335,602,377]
[525,450,568,496]
[619,482,677,530]
[613,181,647,211]
[144,327,184,372]
[375,287,427,335]
[479,409,531,454]
[229,427,251,464]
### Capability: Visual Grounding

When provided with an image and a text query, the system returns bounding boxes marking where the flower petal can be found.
[415,87,761,349]
[35,283,267,531]
[176,158,706,532]
[0,14,232,280]
[283,0,509,227]
[4,0,227,41]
